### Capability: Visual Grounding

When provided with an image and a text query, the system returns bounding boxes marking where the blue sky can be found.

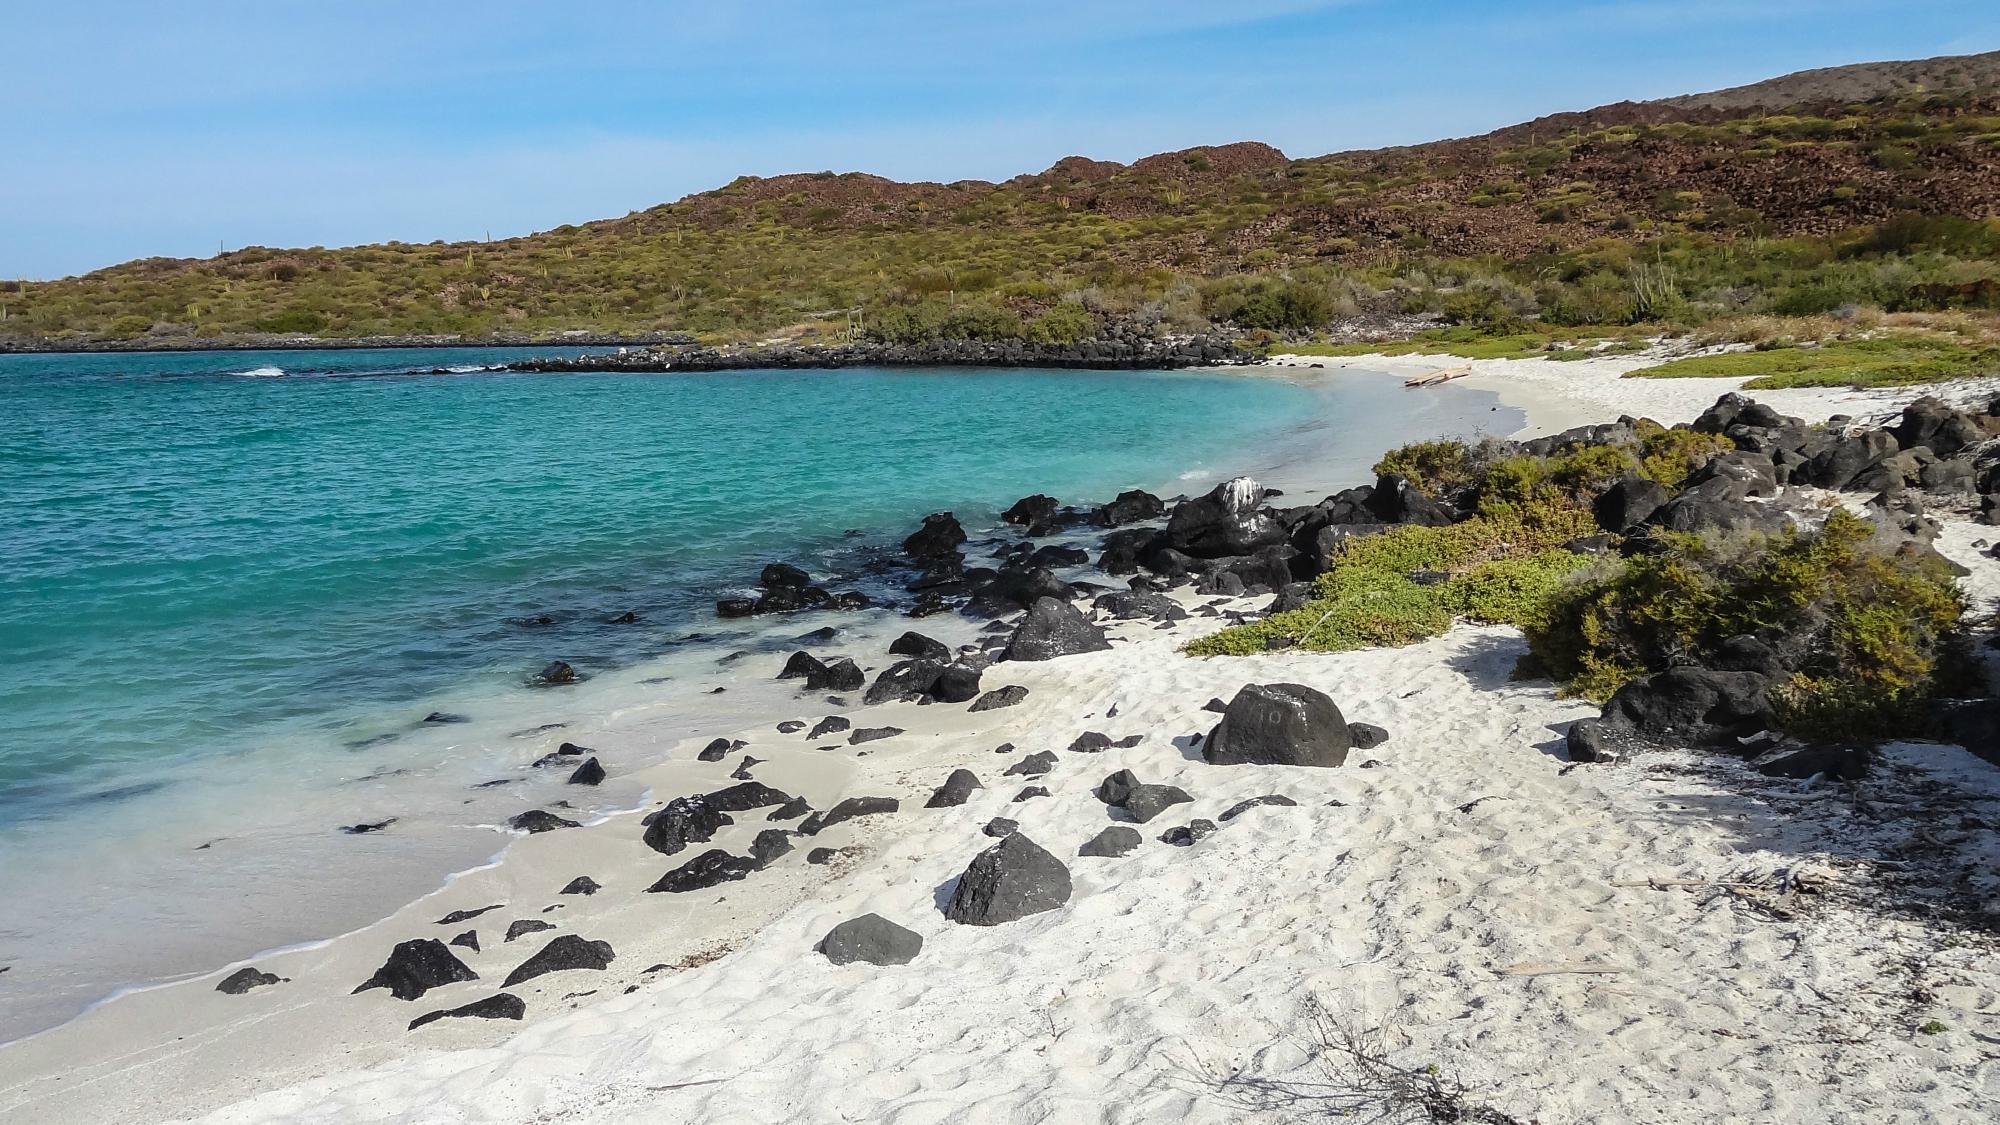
[6,1,1996,279]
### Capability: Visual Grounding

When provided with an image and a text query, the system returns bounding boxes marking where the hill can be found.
[5,51,2000,348]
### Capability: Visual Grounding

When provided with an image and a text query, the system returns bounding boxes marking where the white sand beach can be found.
[4,359,1998,1125]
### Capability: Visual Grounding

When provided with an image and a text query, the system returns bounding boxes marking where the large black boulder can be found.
[760,562,812,589]
[889,631,951,661]
[779,651,828,680]
[1890,396,1985,456]
[925,769,984,808]
[501,935,614,986]
[806,657,865,693]
[1602,668,1775,746]
[864,658,948,705]
[1077,826,1142,857]
[642,795,731,856]
[930,663,985,704]
[967,566,1074,616]
[903,512,966,560]
[1204,683,1352,767]
[1002,597,1111,662]
[1093,589,1186,623]
[704,781,794,812]
[943,834,1073,926]
[1166,478,1287,558]
[816,914,924,966]
[647,849,759,893]
[1002,494,1061,528]
[1365,474,1455,526]
[354,939,478,1001]
[1593,476,1671,533]
[566,757,605,786]
[1096,489,1166,527]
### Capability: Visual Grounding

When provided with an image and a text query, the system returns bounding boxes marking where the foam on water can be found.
[0,348,1517,1040]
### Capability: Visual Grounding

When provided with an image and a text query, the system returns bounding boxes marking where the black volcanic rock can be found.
[560,876,601,896]
[646,849,759,893]
[354,939,478,1001]
[969,685,1029,712]
[943,834,1072,926]
[1203,683,1352,767]
[889,631,952,661]
[925,768,985,808]
[816,913,924,966]
[566,757,606,786]
[409,993,526,1030]
[509,809,581,833]
[216,967,283,995]
[1002,597,1111,662]
[642,795,731,856]
[502,935,614,986]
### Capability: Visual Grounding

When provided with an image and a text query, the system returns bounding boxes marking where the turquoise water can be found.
[1,349,1316,816]
[0,347,1514,1039]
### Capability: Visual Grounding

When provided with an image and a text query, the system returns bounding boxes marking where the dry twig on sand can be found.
[1199,1000,1524,1123]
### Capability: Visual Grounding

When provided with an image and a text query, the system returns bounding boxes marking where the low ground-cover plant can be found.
[1184,510,1597,656]
[1523,509,1969,735]
[1625,333,1999,388]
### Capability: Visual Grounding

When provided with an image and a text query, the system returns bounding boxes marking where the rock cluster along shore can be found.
[191,383,2000,1078]
[505,332,1256,374]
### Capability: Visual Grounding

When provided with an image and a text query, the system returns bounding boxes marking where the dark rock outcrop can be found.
[1602,668,1776,746]
[1002,597,1112,662]
[409,993,526,1030]
[646,849,759,893]
[354,939,478,1001]
[943,834,1072,926]
[642,795,731,856]
[508,810,581,834]
[560,876,601,896]
[925,769,984,808]
[216,967,283,995]
[566,757,606,786]
[1204,683,1352,767]
[501,935,614,986]
[969,685,1029,712]
[1077,825,1142,858]
[817,914,924,966]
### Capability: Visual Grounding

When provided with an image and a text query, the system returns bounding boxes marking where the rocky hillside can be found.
[7,52,2000,346]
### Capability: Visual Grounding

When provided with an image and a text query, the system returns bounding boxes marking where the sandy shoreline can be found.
[4,357,1998,1124]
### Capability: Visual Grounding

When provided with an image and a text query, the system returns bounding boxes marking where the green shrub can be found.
[1372,439,1476,498]
[1524,510,1967,734]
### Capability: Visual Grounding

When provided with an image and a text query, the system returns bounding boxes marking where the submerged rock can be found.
[353,939,478,1001]
[508,809,581,834]
[534,661,579,686]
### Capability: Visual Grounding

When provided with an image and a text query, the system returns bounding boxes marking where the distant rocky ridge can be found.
[506,331,1255,374]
